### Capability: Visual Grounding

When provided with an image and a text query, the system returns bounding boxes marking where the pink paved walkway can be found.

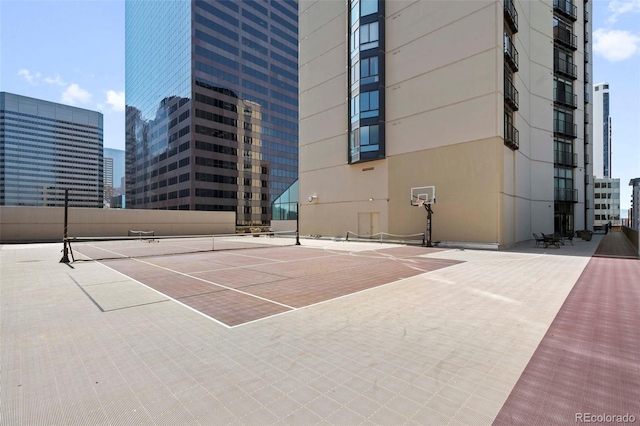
[494,254,640,424]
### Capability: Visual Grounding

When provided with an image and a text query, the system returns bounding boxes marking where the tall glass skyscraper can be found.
[0,92,104,208]
[125,0,298,226]
[593,82,611,178]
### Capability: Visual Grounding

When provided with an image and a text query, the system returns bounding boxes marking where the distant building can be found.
[0,92,103,207]
[593,82,611,178]
[593,177,620,229]
[125,0,299,225]
[630,178,640,230]
[103,147,125,207]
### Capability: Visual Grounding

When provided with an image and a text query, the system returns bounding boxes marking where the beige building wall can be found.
[299,0,588,247]
[0,207,235,243]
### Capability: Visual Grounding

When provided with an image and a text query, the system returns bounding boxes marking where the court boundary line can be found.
[94,261,234,329]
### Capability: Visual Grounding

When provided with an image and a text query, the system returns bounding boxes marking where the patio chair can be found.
[533,233,545,248]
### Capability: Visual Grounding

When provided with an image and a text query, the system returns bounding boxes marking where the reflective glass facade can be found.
[125,0,299,225]
[348,0,385,163]
[0,92,104,207]
[271,179,297,220]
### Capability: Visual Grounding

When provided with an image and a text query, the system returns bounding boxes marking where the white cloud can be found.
[593,28,640,61]
[105,90,125,112]
[17,69,41,84]
[607,0,640,24]
[43,75,66,86]
[61,83,92,105]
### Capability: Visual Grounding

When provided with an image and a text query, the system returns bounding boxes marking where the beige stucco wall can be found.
[0,207,235,243]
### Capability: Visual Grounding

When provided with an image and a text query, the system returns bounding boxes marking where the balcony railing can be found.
[584,91,590,103]
[504,38,519,72]
[585,71,590,83]
[585,174,590,184]
[554,119,577,138]
[555,187,578,202]
[554,150,578,167]
[585,51,589,62]
[585,153,590,164]
[584,8,589,22]
[554,0,577,21]
[504,121,519,150]
[554,58,577,79]
[504,78,519,111]
[554,28,578,50]
[504,0,518,33]
[584,112,589,123]
[584,30,589,43]
[555,89,577,108]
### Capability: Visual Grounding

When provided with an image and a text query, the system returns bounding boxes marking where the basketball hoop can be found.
[417,199,425,207]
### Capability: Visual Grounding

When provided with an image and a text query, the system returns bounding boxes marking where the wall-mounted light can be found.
[308,195,318,202]
[369,198,374,202]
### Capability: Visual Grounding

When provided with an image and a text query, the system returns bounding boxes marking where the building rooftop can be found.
[1,233,638,424]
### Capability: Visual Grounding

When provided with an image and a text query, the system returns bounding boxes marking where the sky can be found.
[0,0,638,210]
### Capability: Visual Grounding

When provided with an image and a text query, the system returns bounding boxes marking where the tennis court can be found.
[71,236,463,327]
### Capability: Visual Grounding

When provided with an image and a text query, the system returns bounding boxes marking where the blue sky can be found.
[0,0,638,210]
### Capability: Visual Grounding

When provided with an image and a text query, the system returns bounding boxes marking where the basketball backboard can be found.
[410,186,435,206]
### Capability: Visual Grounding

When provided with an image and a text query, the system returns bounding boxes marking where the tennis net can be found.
[65,230,298,261]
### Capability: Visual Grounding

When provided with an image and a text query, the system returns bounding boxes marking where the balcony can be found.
[584,8,589,22]
[555,150,578,167]
[554,0,577,22]
[585,175,590,184]
[504,0,518,33]
[585,71,590,83]
[504,121,520,150]
[554,119,577,138]
[555,187,578,203]
[585,51,589,62]
[555,88,577,109]
[504,78,519,111]
[585,91,590,103]
[554,58,577,79]
[584,112,589,123]
[504,39,519,72]
[585,153,590,164]
[584,30,589,43]
[554,27,578,50]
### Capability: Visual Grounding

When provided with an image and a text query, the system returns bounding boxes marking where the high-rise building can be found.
[0,92,104,208]
[298,0,592,246]
[592,82,611,178]
[104,156,114,205]
[593,177,620,229]
[630,177,640,230]
[125,0,298,226]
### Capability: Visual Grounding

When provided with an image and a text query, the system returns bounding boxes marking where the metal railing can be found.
[555,187,578,202]
[504,38,519,72]
[555,89,577,108]
[554,58,577,79]
[554,150,578,167]
[554,28,577,50]
[504,121,520,150]
[504,78,519,110]
[504,0,518,33]
[553,0,578,21]
[554,119,577,138]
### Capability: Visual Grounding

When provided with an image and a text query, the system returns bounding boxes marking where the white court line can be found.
[132,258,297,310]
[94,261,233,329]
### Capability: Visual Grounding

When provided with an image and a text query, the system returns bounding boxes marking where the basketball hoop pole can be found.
[424,203,433,247]
[60,189,70,263]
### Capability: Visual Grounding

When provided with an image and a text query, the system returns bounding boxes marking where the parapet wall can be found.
[622,225,639,253]
[0,207,236,243]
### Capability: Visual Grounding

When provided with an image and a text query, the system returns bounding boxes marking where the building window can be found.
[360,56,379,85]
[360,22,379,51]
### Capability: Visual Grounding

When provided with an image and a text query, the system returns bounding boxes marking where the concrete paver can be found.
[0,236,634,425]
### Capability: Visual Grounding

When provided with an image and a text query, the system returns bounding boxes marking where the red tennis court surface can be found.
[493,256,640,425]
[95,245,461,327]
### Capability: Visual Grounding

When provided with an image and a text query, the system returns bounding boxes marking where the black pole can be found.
[425,204,433,247]
[60,189,70,263]
[295,202,300,245]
